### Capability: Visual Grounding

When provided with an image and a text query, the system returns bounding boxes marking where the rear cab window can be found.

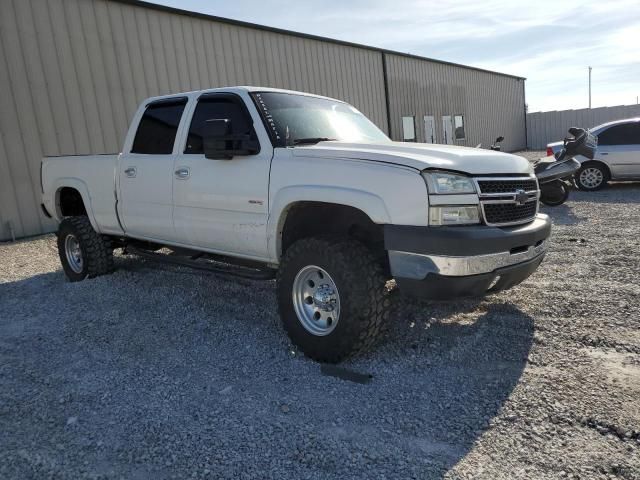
[131,98,188,154]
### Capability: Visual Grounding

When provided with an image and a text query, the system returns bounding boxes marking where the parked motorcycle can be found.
[534,127,597,206]
[480,130,596,206]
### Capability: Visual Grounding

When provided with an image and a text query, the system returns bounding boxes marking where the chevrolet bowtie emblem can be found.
[514,189,529,205]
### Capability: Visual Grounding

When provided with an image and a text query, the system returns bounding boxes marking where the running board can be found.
[127,246,276,280]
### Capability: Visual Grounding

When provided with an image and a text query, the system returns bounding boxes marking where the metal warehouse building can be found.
[0,0,527,241]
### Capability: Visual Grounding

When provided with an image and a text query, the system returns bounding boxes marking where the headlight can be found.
[422,171,476,194]
[429,206,480,226]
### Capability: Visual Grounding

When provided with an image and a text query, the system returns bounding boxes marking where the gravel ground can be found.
[1,184,639,479]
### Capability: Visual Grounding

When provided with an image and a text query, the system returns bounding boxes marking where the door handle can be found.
[601,152,609,156]
[174,167,190,179]
[124,167,136,178]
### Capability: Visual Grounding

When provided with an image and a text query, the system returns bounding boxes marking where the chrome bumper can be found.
[388,240,547,280]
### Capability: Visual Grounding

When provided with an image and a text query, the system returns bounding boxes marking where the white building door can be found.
[442,116,453,144]
[424,115,436,144]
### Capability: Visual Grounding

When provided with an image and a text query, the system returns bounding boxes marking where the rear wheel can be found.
[57,216,114,282]
[277,236,390,363]
[576,162,608,191]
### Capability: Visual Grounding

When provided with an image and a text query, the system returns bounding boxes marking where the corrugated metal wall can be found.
[527,104,640,149]
[0,0,526,241]
[384,53,526,151]
[0,0,388,241]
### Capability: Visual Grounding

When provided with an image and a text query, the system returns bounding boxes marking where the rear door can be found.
[596,122,640,178]
[118,97,188,241]
[172,92,272,259]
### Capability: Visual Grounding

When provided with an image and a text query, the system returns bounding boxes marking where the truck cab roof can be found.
[143,86,341,105]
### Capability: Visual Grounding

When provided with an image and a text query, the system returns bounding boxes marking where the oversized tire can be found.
[57,216,114,282]
[277,236,390,363]
[576,162,609,191]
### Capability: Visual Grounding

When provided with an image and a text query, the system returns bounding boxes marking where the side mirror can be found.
[203,118,260,160]
[495,136,504,143]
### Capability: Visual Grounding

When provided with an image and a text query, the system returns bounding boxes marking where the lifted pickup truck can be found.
[42,86,550,362]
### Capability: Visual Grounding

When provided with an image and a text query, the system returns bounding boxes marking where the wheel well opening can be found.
[280,202,388,273]
[58,187,87,217]
[582,160,611,178]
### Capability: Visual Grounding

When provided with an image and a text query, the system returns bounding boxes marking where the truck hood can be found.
[291,141,533,175]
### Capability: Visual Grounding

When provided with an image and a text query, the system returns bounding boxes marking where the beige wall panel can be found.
[0,132,23,240]
[63,0,106,153]
[48,0,93,153]
[14,1,61,155]
[133,7,160,95]
[0,1,45,237]
[93,0,131,141]
[77,0,120,150]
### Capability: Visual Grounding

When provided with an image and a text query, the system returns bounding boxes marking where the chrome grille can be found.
[474,177,539,226]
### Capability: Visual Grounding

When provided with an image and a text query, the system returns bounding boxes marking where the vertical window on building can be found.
[402,116,416,142]
[454,115,465,140]
[131,98,187,154]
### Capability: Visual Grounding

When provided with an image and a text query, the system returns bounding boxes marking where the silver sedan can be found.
[547,117,640,190]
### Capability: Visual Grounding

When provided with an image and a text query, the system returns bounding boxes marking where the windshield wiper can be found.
[291,137,336,146]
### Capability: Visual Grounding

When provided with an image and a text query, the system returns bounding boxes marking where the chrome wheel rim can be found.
[579,167,603,189]
[292,265,340,336]
[64,234,83,273]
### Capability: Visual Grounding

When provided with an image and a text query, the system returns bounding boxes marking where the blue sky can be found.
[152,0,639,112]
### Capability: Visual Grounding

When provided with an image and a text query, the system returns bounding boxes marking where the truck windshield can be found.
[251,91,390,147]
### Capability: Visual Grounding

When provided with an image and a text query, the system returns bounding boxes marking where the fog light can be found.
[429,205,480,226]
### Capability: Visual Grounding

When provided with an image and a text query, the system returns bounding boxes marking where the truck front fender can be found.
[267,185,392,261]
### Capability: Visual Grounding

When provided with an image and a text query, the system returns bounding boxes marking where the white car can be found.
[547,117,640,190]
[41,86,550,362]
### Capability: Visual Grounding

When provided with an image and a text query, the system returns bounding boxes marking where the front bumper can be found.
[385,214,551,300]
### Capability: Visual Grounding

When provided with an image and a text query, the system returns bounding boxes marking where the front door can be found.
[118,97,188,242]
[442,115,453,144]
[424,115,436,144]
[172,93,272,259]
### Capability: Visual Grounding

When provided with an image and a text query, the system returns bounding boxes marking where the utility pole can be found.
[589,67,591,110]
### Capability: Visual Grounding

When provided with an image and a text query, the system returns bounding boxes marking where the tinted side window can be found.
[131,99,187,154]
[185,96,254,154]
[597,123,640,146]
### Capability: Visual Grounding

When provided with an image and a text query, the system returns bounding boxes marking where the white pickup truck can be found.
[42,86,550,362]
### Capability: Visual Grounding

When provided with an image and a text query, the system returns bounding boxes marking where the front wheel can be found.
[57,216,114,281]
[576,162,609,191]
[540,180,570,206]
[276,236,390,363]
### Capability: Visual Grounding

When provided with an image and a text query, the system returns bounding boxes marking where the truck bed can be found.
[41,154,124,236]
